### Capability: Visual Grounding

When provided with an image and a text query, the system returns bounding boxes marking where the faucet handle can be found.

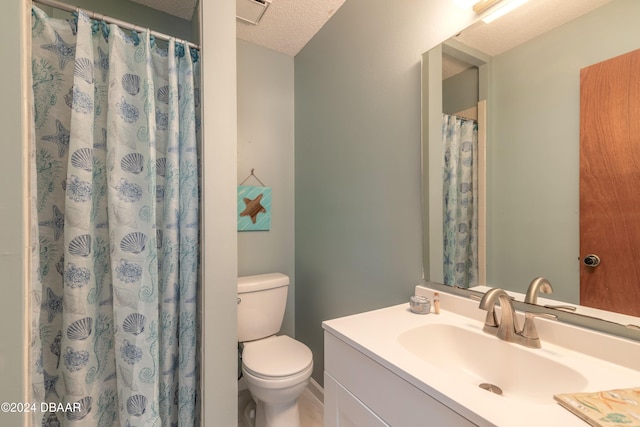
[521,312,557,347]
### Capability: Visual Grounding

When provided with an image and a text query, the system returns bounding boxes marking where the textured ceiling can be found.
[129,0,614,59]
[129,0,346,56]
[236,0,346,56]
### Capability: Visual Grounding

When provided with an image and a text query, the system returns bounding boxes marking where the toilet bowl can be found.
[238,274,314,427]
[242,335,313,427]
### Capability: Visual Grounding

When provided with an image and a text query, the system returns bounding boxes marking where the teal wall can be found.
[294,0,476,384]
[237,40,295,337]
[488,0,640,301]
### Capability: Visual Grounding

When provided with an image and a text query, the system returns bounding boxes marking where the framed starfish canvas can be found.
[238,186,272,231]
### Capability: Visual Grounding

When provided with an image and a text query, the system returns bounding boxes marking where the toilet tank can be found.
[237,273,289,342]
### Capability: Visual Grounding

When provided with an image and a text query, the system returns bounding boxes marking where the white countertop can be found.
[322,287,640,427]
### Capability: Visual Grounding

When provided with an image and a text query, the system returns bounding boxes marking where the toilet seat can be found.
[242,335,312,379]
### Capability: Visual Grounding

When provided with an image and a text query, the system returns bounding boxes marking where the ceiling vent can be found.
[237,0,272,25]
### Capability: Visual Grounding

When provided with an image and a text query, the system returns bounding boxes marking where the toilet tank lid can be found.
[238,273,289,293]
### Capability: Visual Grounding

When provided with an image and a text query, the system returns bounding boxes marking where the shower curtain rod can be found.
[446,113,478,122]
[32,0,200,50]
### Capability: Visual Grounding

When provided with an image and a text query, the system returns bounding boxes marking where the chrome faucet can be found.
[478,287,557,348]
[524,277,553,304]
[478,288,520,342]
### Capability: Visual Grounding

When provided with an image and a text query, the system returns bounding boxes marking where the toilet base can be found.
[243,399,257,427]
[255,398,301,427]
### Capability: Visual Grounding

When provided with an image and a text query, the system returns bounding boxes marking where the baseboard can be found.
[307,377,324,404]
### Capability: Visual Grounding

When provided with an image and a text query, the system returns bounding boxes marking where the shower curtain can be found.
[442,114,478,289]
[30,7,200,426]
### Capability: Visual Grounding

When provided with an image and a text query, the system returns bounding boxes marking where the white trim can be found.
[22,1,32,426]
[307,377,324,404]
[477,100,487,286]
[200,0,239,425]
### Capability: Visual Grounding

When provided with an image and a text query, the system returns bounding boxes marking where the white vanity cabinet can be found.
[323,290,640,426]
[324,373,389,427]
[324,332,478,427]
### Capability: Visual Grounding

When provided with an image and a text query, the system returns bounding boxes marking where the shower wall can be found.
[40,0,194,42]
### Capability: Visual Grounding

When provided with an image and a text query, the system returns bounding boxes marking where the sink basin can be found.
[398,323,588,403]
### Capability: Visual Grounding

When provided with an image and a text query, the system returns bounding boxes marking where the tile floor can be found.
[237,387,324,427]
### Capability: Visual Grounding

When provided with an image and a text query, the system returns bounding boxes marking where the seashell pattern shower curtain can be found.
[442,114,478,289]
[30,6,200,426]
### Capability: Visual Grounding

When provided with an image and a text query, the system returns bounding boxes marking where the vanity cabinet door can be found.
[324,373,389,427]
[324,332,478,427]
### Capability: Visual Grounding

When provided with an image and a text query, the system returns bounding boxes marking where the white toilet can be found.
[238,273,313,427]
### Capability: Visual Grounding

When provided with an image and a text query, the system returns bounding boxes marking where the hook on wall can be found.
[239,168,266,187]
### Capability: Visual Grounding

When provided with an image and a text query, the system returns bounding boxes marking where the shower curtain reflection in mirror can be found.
[442,114,478,288]
[30,6,201,426]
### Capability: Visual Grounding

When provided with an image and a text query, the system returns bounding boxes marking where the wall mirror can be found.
[421,0,640,340]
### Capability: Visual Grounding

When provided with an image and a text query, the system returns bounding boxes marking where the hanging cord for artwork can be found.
[239,169,266,187]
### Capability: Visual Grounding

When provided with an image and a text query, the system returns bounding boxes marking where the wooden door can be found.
[580,48,640,316]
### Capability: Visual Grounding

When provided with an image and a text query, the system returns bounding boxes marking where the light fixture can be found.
[472,0,529,24]
[472,0,503,15]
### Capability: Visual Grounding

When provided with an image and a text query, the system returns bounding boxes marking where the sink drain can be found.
[479,383,503,396]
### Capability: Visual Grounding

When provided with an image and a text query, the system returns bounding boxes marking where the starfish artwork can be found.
[240,194,266,224]
[237,186,272,231]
